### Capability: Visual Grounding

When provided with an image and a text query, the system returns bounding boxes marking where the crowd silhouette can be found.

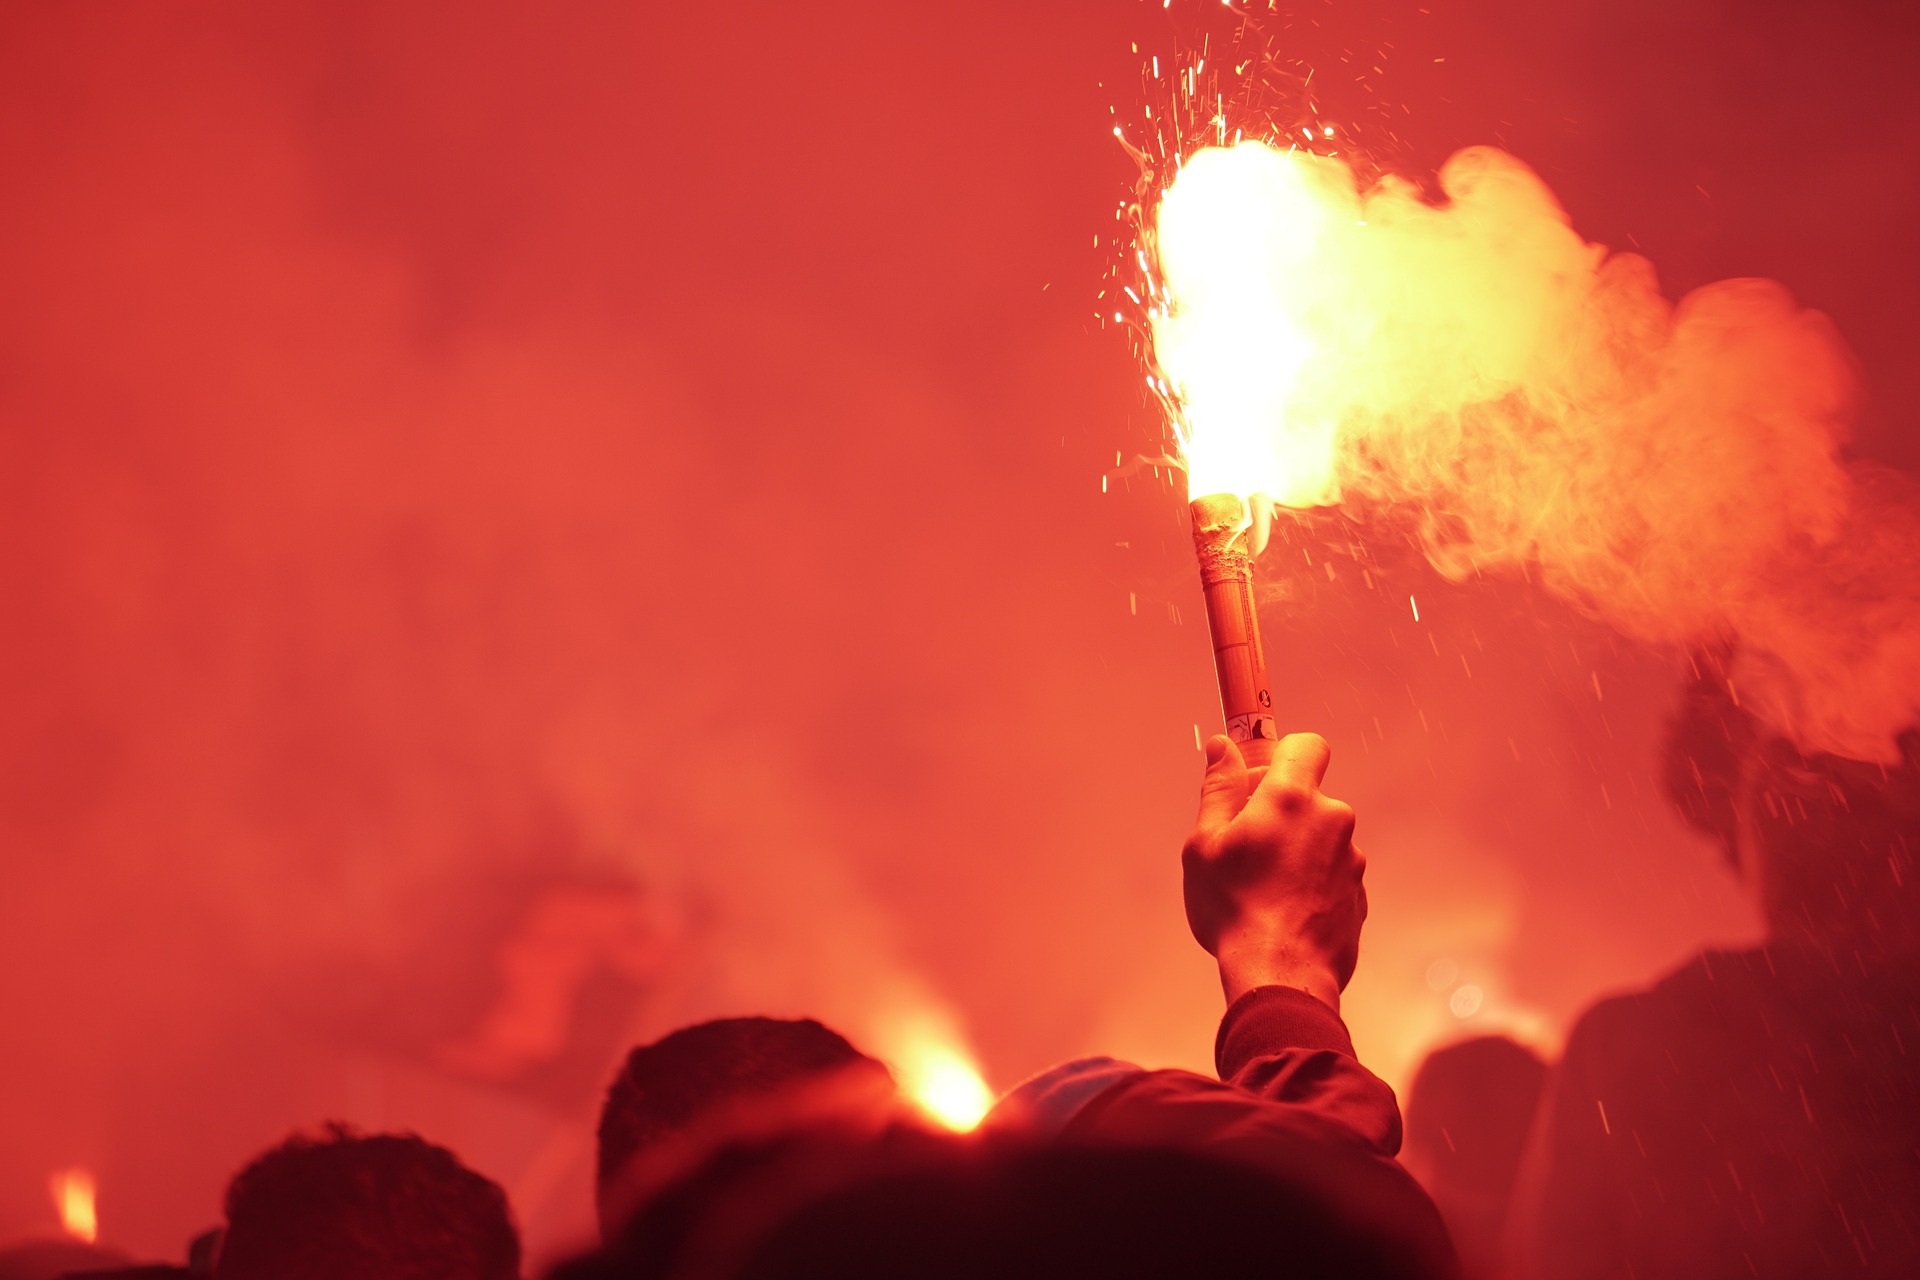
[6,660,1916,1280]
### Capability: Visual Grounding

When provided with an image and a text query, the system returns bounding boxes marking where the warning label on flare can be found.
[1226,714,1279,744]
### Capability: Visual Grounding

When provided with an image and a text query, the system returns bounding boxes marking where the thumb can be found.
[1196,735,1250,832]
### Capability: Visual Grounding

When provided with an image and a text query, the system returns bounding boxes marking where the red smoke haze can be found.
[2,0,1915,1266]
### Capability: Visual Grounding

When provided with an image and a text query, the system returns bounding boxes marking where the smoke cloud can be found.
[1154,141,1916,760]
[7,0,1916,1263]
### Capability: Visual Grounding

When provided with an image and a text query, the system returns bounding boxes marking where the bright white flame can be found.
[50,1168,97,1244]
[896,1045,993,1132]
[1152,141,1349,506]
[866,1005,994,1132]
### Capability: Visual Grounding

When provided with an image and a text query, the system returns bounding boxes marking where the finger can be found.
[1259,732,1332,797]
[1195,734,1250,832]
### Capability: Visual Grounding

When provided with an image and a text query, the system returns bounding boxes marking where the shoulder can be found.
[1069,1069,1459,1280]
[1559,948,1772,1081]
[1571,949,1766,1034]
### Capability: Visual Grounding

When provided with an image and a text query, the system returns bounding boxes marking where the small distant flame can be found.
[897,1044,993,1132]
[50,1168,97,1244]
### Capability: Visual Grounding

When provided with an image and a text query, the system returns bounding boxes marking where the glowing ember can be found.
[895,1044,993,1132]
[50,1168,97,1244]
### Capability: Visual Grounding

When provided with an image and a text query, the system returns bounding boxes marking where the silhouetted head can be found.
[558,1132,1443,1280]
[1402,1035,1547,1277]
[595,1017,893,1237]
[1662,648,1920,954]
[1404,1035,1547,1195]
[213,1124,519,1280]
[739,1143,1438,1280]
[0,1238,129,1280]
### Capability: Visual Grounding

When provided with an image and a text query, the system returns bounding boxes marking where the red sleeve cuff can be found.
[1215,985,1357,1079]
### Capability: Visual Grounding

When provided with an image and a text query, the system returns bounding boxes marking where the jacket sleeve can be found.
[1061,985,1459,1279]
[1214,984,1406,1155]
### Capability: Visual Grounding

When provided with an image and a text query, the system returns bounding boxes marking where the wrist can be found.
[1214,929,1342,1013]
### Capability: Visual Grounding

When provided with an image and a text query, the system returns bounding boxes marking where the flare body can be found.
[1190,493,1278,768]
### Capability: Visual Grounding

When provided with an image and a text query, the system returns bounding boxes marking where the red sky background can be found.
[3,0,1916,1266]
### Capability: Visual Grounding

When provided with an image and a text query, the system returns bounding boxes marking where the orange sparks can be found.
[50,1168,97,1244]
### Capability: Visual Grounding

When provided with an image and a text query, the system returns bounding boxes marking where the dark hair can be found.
[743,1143,1430,1280]
[1659,645,1757,865]
[1660,645,1920,957]
[595,1017,888,1200]
[557,1133,1438,1280]
[214,1123,520,1280]
[1404,1035,1548,1196]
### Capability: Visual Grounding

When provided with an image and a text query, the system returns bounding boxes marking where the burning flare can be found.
[1153,141,1345,507]
[50,1168,97,1244]
[1144,136,1920,761]
[895,1042,993,1132]
[874,1008,993,1131]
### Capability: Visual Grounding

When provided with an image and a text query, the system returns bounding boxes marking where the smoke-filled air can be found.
[12,2,1920,1271]
[1152,140,1920,762]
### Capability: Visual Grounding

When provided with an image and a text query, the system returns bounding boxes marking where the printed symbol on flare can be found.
[1257,689,1272,707]
[1226,714,1280,743]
